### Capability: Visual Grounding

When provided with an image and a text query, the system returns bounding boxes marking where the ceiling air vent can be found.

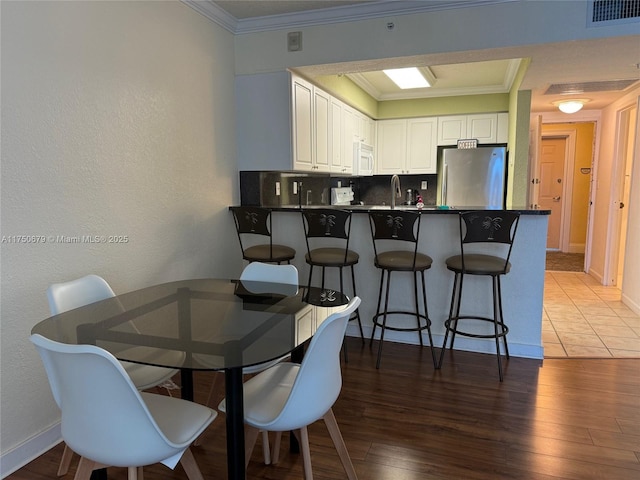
[589,0,640,25]
[544,79,639,95]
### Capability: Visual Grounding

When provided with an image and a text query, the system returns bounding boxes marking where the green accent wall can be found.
[377,94,509,119]
[313,74,378,118]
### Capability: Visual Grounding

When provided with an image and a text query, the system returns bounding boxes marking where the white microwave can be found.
[354,141,374,176]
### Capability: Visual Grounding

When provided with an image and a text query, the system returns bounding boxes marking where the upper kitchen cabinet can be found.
[291,75,330,172]
[437,113,508,145]
[376,118,437,174]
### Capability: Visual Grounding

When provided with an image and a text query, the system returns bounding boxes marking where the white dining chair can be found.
[47,274,183,475]
[30,334,217,480]
[196,262,298,462]
[218,296,361,479]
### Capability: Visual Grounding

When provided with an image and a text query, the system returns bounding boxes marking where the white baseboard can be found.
[346,326,544,360]
[0,423,61,479]
[567,243,585,254]
[621,292,640,316]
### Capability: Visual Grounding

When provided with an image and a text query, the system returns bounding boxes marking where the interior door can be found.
[539,137,566,249]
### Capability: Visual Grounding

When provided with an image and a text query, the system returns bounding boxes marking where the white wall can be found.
[621,99,640,314]
[0,1,238,475]
[589,86,640,287]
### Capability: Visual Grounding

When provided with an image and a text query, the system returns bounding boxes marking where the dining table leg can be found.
[225,367,245,480]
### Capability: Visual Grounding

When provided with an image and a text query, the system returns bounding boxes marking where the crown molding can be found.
[183,0,518,35]
[181,0,238,32]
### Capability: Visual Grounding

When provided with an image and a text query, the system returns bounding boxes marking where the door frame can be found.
[539,130,576,253]
[603,104,636,286]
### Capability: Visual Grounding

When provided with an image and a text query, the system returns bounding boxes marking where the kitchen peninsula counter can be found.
[231,205,550,360]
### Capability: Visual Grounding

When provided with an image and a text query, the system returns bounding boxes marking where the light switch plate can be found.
[275,182,281,196]
[287,32,302,52]
[421,181,428,190]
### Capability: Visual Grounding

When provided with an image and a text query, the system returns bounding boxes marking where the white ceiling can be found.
[210,0,640,113]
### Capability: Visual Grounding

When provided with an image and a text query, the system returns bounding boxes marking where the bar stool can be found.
[231,206,296,264]
[368,210,437,369]
[301,209,364,353]
[438,211,520,381]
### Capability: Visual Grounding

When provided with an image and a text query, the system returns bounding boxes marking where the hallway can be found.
[543,271,640,358]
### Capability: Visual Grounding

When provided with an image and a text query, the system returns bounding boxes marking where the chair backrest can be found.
[30,334,187,468]
[369,210,421,264]
[239,262,299,295]
[301,209,353,261]
[47,274,115,315]
[231,206,273,254]
[459,211,520,270]
[240,262,298,285]
[269,296,361,430]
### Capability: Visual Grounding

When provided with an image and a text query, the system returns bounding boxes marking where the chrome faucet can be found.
[390,174,401,209]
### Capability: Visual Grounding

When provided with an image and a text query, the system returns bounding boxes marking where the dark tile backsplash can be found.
[239,172,438,207]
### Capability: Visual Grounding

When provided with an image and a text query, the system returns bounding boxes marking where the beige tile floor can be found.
[543,271,640,357]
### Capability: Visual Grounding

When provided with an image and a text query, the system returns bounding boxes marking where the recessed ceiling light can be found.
[383,67,430,89]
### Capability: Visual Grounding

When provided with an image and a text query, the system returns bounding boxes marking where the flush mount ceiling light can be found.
[553,99,590,114]
[383,67,430,89]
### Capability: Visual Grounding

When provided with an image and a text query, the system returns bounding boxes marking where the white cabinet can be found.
[291,76,314,171]
[376,118,437,174]
[340,105,356,174]
[292,74,373,174]
[330,97,342,173]
[313,88,331,172]
[437,113,508,145]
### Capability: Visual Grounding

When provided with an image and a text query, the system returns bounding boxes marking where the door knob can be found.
[553,196,561,202]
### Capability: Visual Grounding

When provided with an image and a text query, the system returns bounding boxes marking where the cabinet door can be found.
[341,106,356,174]
[330,98,343,173]
[314,88,331,172]
[467,114,497,143]
[437,115,466,145]
[406,118,437,173]
[376,119,407,174]
[292,77,314,170]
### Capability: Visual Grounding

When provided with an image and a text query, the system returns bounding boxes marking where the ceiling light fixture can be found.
[553,99,590,114]
[383,67,430,89]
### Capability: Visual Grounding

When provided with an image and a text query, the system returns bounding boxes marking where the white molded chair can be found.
[219,296,361,479]
[47,274,183,475]
[197,262,299,461]
[30,334,216,480]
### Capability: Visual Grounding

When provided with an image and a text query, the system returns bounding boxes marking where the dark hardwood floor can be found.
[9,338,640,479]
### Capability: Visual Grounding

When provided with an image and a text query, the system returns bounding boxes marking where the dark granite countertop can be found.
[232,205,550,215]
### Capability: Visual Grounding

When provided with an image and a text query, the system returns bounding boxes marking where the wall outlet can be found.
[275,182,281,196]
[421,181,428,190]
[337,181,342,187]
[293,182,298,194]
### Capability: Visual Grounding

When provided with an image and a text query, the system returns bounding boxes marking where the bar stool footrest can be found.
[372,311,432,332]
[443,315,509,340]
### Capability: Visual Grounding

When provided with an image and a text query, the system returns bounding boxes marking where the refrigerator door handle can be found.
[442,164,448,205]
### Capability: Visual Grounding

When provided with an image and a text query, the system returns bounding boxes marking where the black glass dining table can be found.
[31,277,348,480]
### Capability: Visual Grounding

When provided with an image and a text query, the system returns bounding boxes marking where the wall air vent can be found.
[544,79,639,95]
[588,0,640,25]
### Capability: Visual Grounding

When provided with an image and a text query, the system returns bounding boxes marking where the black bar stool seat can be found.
[306,247,359,267]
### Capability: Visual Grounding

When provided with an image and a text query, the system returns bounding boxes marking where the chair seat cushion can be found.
[306,248,359,267]
[142,392,217,447]
[375,251,433,271]
[218,362,304,430]
[244,244,296,262]
[446,254,511,275]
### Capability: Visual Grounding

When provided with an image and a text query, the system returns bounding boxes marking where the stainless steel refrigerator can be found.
[437,145,507,208]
